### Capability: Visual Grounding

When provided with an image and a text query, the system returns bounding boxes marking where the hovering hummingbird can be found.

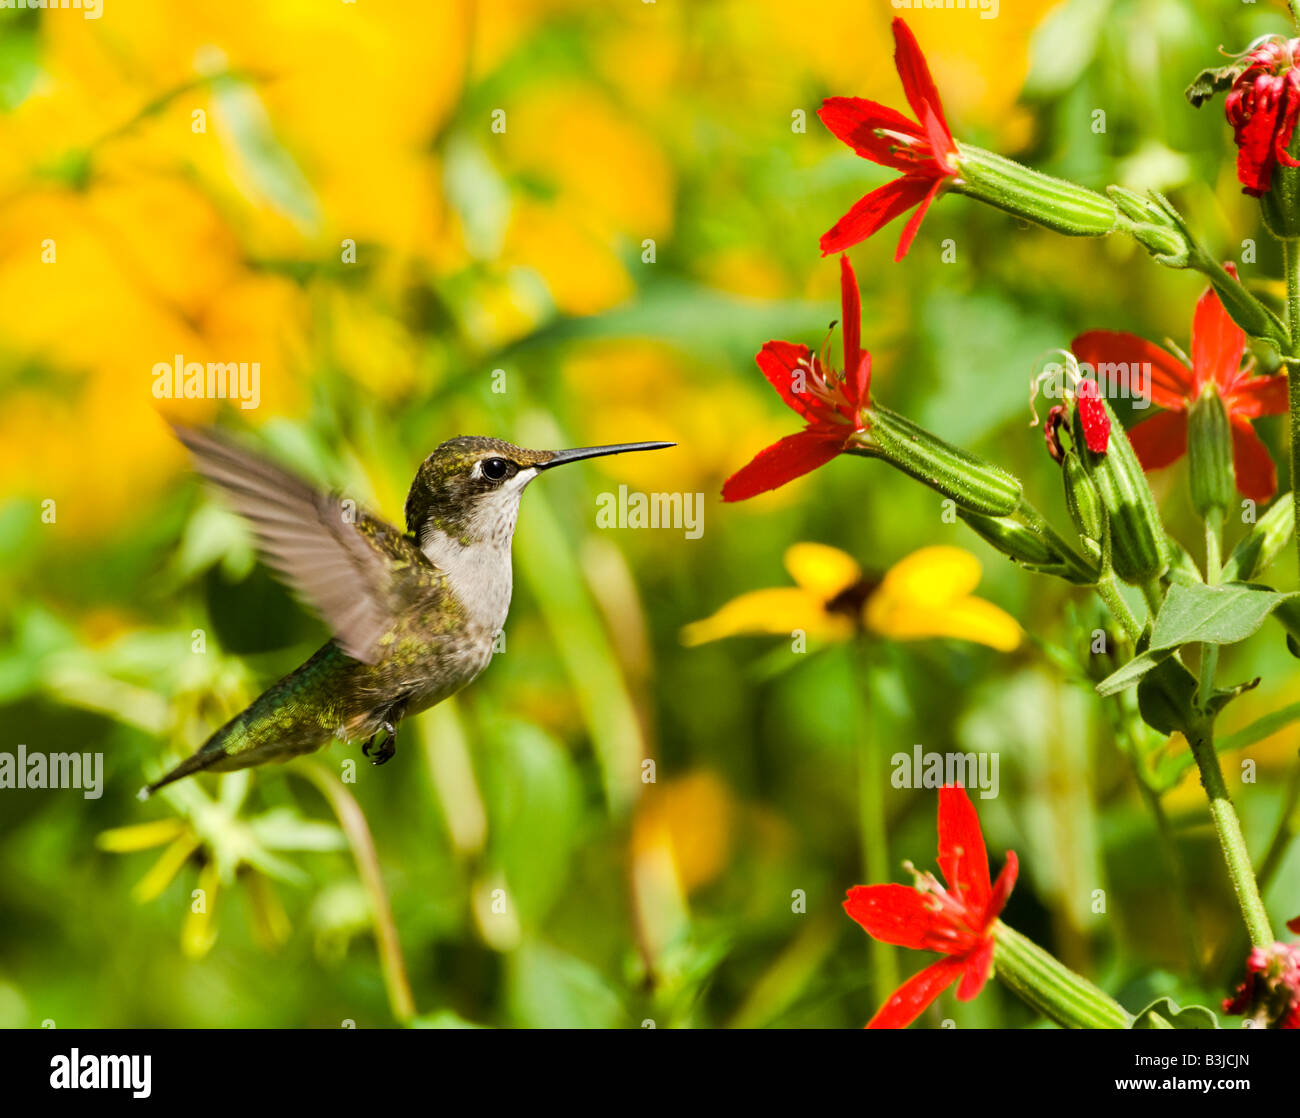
[141,425,673,797]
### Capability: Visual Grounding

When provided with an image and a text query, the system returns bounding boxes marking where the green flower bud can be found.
[1072,397,1168,585]
[959,511,1097,584]
[1221,494,1296,582]
[953,144,1118,238]
[1107,186,1192,268]
[1063,451,1104,543]
[1187,389,1234,518]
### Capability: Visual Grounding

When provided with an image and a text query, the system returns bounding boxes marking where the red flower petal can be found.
[820,174,933,257]
[1127,409,1189,472]
[937,785,992,916]
[866,957,966,1029]
[956,935,996,1002]
[755,341,817,420]
[1235,91,1285,196]
[721,429,844,501]
[839,254,864,402]
[844,883,946,952]
[986,850,1019,926]
[1230,416,1278,502]
[1070,331,1192,411]
[1225,372,1289,419]
[1191,282,1247,396]
[894,175,943,262]
[891,18,951,141]
[818,97,926,172]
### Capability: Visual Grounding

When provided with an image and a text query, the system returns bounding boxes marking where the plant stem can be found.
[1284,239,1300,578]
[1096,576,1141,642]
[1198,508,1222,703]
[1014,495,1099,583]
[992,922,1133,1028]
[854,641,898,1002]
[294,761,416,1023]
[1188,506,1272,947]
[1186,722,1274,948]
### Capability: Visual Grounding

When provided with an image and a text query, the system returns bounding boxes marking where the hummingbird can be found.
[141,424,673,797]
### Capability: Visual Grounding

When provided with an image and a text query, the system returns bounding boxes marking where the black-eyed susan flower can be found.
[681,543,1021,652]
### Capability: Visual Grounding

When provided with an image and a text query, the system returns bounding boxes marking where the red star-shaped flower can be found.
[844,784,1018,1029]
[722,254,871,501]
[1225,37,1300,197]
[1071,267,1287,501]
[817,18,959,261]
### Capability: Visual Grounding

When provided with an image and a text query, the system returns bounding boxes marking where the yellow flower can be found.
[682,543,1021,652]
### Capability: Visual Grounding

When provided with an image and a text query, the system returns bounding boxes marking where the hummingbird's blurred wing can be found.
[171,424,439,665]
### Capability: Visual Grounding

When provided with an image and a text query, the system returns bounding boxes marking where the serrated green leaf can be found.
[1131,996,1220,1029]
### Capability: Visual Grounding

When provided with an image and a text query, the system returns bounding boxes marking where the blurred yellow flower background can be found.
[0,0,1055,538]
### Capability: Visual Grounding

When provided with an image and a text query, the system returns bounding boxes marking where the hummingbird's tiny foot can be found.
[363,721,397,766]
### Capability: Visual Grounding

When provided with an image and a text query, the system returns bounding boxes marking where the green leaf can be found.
[1130,996,1220,1029]
[1218,700,1300,754]
[1097,647,1172,697]
[1097,584,1292,694]
[1135,656,1198,737]
[1150,583,1288,648]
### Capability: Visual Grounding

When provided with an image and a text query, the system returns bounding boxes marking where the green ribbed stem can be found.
[992,922,1133,1029]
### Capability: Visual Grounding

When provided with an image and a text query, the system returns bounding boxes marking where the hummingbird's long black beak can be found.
[538,442,675,470]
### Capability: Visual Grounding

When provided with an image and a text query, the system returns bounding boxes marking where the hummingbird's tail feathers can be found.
[140,642,352,795]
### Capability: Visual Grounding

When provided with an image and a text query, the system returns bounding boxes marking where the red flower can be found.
[1222,941,1300,1029]
[1071,270,1287,501]
[1225,37,1300,197]
[818,18,959,261]
[722,255,871,501]
[844,785,1018,1029]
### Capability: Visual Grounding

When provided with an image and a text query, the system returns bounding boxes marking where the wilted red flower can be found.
[844,785,1018,1029]
[722,255,871,501]
[1223,941,1300,1029]
[1225,37,1300,196]
[818,18,959,261]
[1072,267,1287,501]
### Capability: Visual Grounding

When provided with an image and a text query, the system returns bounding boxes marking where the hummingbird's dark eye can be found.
[481,456,511,481]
